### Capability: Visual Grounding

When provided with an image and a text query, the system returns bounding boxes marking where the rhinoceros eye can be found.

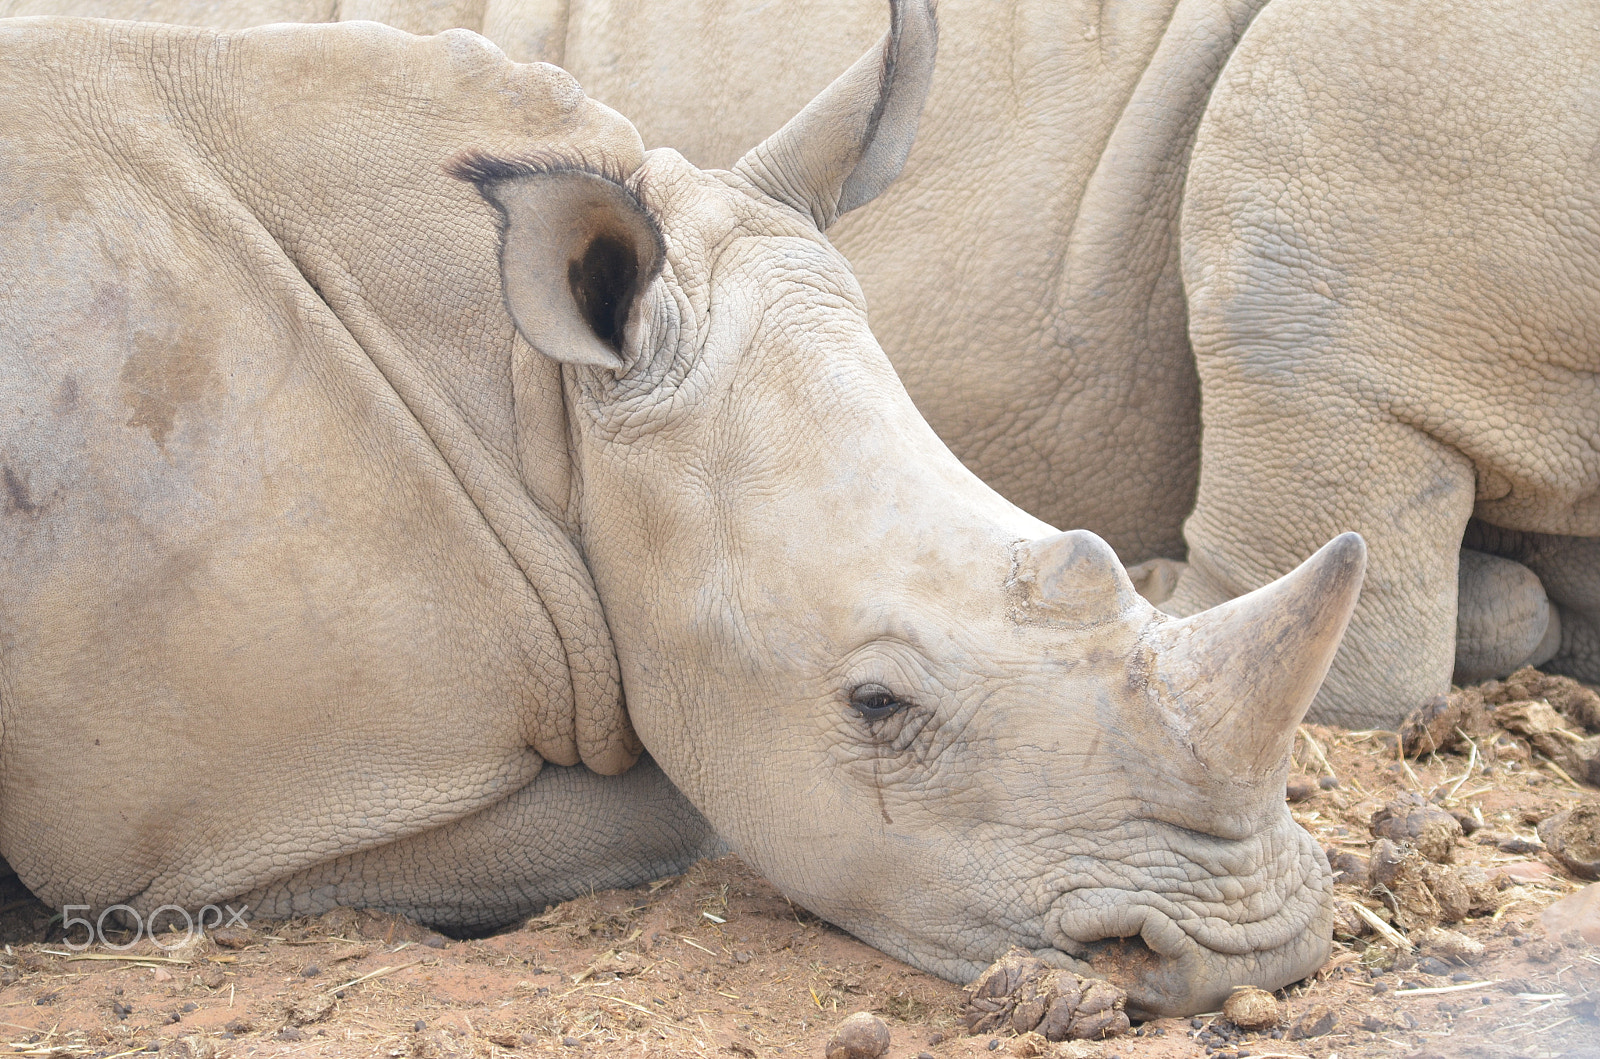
[849,683,908,721]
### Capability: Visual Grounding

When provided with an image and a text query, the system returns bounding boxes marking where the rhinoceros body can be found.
[0,14,697,920]
[0,3,1373,1016]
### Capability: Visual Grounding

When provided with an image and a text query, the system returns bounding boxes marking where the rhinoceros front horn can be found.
[1152,533,1366,785]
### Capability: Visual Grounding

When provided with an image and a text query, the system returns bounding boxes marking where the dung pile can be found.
[959,948,1129,1042]
[1398,666,1600,785]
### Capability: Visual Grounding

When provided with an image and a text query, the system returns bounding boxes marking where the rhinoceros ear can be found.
[451,156,664,370]
[733,0,937,230]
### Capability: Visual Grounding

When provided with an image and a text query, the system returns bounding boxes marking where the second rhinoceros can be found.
[0,3,1362,1015]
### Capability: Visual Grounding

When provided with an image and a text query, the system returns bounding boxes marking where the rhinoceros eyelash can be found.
[848,683,911,722]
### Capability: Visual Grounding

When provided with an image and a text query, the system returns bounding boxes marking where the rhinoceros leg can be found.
[1454,549,1558,685]
[236,756,719,933]
[1165,393,1475,727]
[1462,523,1600,686]
[1535,550,1600,686]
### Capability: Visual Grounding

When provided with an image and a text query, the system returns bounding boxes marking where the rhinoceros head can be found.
[457,0,1365,1017]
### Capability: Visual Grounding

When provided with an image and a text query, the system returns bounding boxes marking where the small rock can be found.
[1009,1031,1048,1057]
[1536,804,1600,880]
[1486,859,1554,885]
[1418,927,1486,959]
[825,1012,891,1059]
[1498,835,1543,855]
[1287,1004,1337,1040]
[170,1036,217,1059]
[1540,881,1600,945]
[412,1020,426,1033]
[1223,987,1282,1030]
[208,926,252,949]
[1571,736,1600,787]
[1285,778,1317,803]
[1449,810,1481,836]
[286,992,335,1026]
[195,966,226,990]
[1415,956,1452,977]
[561,1036,580,1047]
[1328,849,1369,886]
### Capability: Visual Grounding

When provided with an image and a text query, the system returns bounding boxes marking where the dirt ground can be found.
[1,671,1598,1059]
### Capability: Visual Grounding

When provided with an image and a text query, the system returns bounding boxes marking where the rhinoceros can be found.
[0,1,1369,1015]
[33,0,1595,728]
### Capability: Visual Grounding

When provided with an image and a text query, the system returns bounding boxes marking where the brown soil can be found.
[1,676,1597,1059]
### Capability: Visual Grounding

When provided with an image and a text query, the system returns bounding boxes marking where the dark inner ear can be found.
[568,233,642,353]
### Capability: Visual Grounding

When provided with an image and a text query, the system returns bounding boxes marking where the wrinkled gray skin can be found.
[0,5,1369,1016]
[1163,0,1600,724]
[35,0,1596,727]
[4,0,1222,564]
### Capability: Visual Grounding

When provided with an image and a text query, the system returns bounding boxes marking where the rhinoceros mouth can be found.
[1043,875,1334,1018]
